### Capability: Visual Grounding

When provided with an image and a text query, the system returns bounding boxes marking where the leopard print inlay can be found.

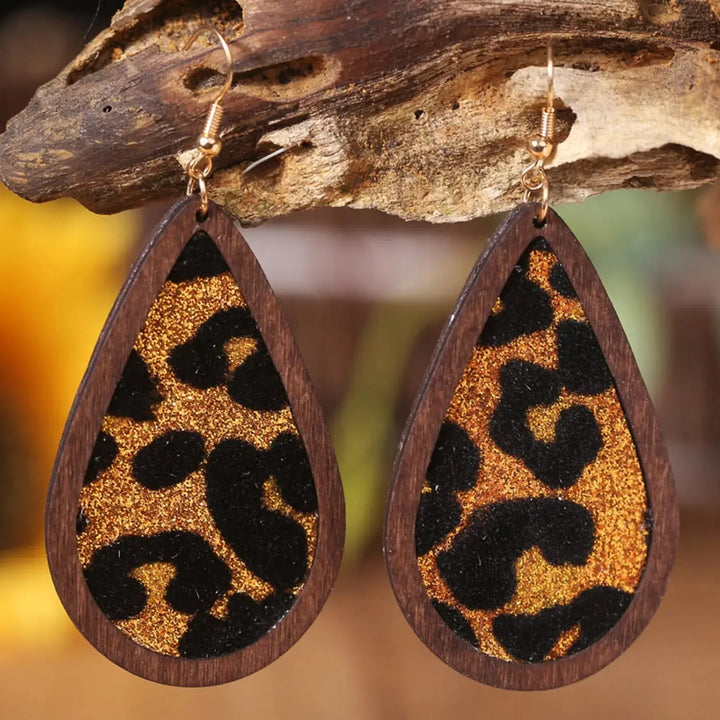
[416,237,649,663]
[77,231,318,658]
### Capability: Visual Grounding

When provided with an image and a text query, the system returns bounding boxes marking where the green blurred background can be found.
[0,4,718,719]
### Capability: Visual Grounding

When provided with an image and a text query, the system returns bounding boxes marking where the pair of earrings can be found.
[46,33,678,689]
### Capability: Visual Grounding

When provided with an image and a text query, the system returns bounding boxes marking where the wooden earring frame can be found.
[46,198,345,686]
[384,202,679,690]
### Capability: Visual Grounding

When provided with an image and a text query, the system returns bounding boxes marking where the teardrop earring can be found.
[384,46,678,690]
[46,26,344,687]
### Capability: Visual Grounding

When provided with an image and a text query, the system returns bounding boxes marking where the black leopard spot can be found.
[415,490,462,556]
[427,422,480,493]
[84,431,118,485]
[205,438,311,590]
[168,307,260,389]
[436,498,595,610]
[132,430,206,490]
[490,360,603,489]
[549,262,577,298]
[168,307,289,411]
[528,236,552,256]
[107,349,162,421]
[227,339,289,412]
[167,231,230,283]
[492,586,634,662]
[266,432,318,513]
[557,320,613,396]
[206,435,265,498]
[179,591,295,658]
[83,531,232,621]
[478,239,554,347]
[432,600,479,649]
[415,422,481,555]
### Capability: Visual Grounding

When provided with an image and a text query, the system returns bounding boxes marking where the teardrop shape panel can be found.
[385,204,677,690]
[47,199,344,686]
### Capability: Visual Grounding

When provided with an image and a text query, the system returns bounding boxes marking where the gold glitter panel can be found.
[416,240,649,663]
[77,238,319,658]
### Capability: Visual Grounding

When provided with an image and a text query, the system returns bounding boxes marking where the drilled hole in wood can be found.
[571,62,601,72]
[555,106,577,145]
[638,0,682,24]
[231,56,338,100]
[502,41,675,87]
[623,176,655,189]
[184,56,336,99]
[560,41,675,70]
[245,144,287,176]
[184,67,225,93]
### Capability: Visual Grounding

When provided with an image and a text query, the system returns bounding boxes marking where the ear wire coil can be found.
[540,107,555,141]
[202,103,224,143]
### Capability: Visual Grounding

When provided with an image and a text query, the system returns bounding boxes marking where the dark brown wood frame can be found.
[383,202,679,691]
[45,197,345,686]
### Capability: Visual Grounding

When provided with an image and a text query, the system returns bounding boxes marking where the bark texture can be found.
[0,0,719,223]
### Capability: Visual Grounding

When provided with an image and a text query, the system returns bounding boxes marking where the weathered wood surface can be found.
[1,0,719,224]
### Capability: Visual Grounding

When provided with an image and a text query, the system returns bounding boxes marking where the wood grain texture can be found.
[383,203,679,690]
[0,1,719,223]
[45,197,345,686]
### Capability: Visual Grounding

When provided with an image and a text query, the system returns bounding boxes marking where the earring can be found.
[384,46,678,690]
[45,27,344,687]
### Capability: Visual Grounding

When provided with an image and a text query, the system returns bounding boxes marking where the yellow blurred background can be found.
[0,4,718,719]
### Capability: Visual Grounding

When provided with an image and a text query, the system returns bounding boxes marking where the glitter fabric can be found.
[416,240,649,663]
[77,245,318,658]
[116,563,191,657]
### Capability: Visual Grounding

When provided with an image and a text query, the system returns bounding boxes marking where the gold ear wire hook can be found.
[184,26,234,102]
[521,43,557,225]
[184,26,233,156]
[541,44,556,143]
[184,25,234,216]
[546,44,555,112]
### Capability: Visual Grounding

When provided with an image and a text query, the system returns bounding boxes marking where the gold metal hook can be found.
[539,44,556,145]
[183,25,234,217]
[521,43,557,225]
[184,26,233,108]
[546,44,555,112]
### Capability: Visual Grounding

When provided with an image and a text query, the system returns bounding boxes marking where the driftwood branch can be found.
[1,0,719,224]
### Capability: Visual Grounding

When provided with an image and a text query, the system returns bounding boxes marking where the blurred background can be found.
[0,3,718,718]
